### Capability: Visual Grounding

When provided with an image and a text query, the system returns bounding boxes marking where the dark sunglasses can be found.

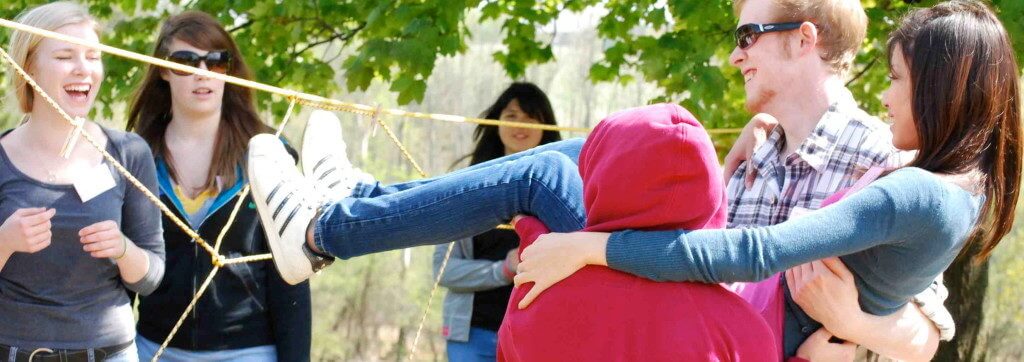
[734,22,804,50]
[165,50,232,76]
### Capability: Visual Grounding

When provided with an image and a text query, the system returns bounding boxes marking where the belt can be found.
[0,341,133,362]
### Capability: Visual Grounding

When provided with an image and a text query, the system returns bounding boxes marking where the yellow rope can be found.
[370,117,443,359]
[369,111,501,359]
[371,109,428,179]
[0,18,741,136]
[211,97,298,261]
[0,28,457,360]
[0,18,744,361]
[0,18,591,134]
[0,46,218,259]
[709,128,743,135]
[0,36,295,361]
[151,267,221,362]
[413,242,456,358]
[221,253,274,265]
[275,97,300,137]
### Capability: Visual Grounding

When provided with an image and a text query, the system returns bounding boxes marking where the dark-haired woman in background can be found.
[433,82,561,362]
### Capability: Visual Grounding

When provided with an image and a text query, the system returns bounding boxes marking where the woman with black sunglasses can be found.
[126,11,311,362]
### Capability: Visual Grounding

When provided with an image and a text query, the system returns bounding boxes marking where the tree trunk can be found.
[935,251,990,362]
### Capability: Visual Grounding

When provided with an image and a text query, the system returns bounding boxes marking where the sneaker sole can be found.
[301,110,344,178]
[248,139,313,285]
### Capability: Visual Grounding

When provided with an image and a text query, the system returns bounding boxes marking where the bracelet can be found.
[113,236,128,260]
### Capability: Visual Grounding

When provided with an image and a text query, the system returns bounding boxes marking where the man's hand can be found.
[723,113,777,188]
[786,257,863,339]
[796,328,857,362]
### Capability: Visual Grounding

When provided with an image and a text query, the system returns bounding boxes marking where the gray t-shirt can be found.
[0,127,164,349]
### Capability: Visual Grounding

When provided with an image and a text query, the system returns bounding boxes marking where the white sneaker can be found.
[301,110,374,203]
[248,134,334,285]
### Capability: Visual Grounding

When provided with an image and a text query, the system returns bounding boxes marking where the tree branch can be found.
[228,19,254,33]
[845,56,879,87]
[272,22,367,84]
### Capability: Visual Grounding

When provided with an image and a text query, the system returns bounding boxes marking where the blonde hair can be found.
[8,1,98,113]
[734,0,867,74]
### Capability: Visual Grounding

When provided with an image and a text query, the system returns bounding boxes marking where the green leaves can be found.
[0,0,1020,125]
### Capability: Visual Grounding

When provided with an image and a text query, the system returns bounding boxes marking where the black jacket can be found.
[136,156,311,361]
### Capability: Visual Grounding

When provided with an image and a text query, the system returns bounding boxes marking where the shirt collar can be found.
[750,89,862,172]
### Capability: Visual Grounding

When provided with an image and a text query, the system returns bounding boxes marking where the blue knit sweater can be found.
[607,167,983,356]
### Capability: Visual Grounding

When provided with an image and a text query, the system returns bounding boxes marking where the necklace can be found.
[45,169,59,183]
[32,151,69,183]
[19,116,75,183]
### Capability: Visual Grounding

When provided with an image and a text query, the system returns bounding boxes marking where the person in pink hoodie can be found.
[498,103,779,362]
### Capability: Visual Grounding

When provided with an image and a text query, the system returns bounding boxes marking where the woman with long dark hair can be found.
[244,0,1018,359]
[433,82,560,361]
[126,11,310,361]
[454,82,562,166]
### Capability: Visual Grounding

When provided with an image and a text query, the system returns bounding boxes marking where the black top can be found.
[470,228,519,331]
[136,146,311,361]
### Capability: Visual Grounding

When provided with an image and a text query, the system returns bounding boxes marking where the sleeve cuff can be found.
[494,260,514,283]
[604,231,632,273]
[124,250,164,296]
[501,259,516,280]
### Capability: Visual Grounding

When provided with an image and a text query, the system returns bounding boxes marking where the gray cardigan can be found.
[432,238,514,342]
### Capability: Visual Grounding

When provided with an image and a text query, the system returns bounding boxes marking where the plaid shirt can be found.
[726,95,903,228]
[726,91,955,342]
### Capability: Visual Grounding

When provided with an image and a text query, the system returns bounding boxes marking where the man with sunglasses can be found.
[723,0,951,360]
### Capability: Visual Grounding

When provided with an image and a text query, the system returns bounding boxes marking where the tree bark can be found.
[935,250,990,362]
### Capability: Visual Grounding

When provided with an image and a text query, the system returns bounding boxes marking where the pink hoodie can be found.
[497,104,778,362]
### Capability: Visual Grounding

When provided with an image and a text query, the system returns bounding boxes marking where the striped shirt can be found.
[726,94,903,228]
[725,90,955,342]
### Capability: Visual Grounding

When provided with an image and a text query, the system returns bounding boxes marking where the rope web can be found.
[0,18,740,361]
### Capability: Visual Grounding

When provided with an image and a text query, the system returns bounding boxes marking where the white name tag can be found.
[74,162,116,203]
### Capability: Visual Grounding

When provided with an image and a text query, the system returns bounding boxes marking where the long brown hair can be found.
[887,0,1022,262]
[126,11,271,190]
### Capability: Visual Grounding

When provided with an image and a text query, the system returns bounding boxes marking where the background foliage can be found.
[1,0,1023,360]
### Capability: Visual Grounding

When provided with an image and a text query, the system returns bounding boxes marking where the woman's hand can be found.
[80,220,150,284]
[723,113,777,187]
[786,257,863,340]
[513,232,609,309]
[79,220,128,259]
[795,328,857,362]
[0,208,56,256]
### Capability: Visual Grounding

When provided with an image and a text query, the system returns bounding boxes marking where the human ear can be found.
[797,22,820,56]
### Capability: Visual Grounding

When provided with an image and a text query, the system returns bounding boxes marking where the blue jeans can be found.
[446,327,498,362]
[106,342,139,362]
[135,335,277,362]
[314,138,586,259]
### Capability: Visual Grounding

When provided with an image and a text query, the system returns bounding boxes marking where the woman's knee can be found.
[523,151,578,176]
